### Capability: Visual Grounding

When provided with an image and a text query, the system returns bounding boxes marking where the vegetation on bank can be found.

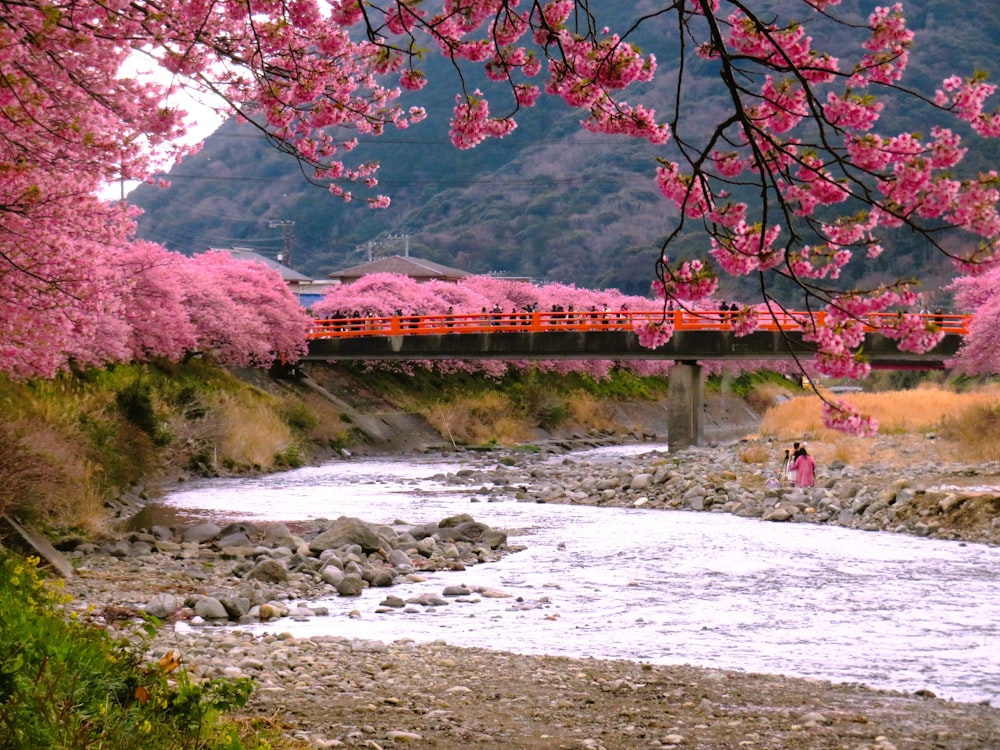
[0,552,277,750]
[335,363,673,446]
[0,360,350,534]
[0,360,682,533]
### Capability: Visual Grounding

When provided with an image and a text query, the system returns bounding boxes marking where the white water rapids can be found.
[151,446,1000,705]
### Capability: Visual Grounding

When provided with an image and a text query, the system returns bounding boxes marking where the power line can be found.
[269,220,296,269]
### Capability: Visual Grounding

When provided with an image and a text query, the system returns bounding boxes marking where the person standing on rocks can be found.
[785,442,802,485]
[789,444,816,488]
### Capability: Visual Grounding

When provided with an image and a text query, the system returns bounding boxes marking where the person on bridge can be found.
[789,444,816,488]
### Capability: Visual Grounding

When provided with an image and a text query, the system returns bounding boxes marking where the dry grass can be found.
[211,392,294,468]
[566,391,617,432]
[760,385,1000,469]
[761,385,1000,437]
[423,392,531,446]
[0,420,107,533]
[940,402,1000,463]
[744,381,797,414]
[424,388,622,446]
[737,441,771,464]
[281,391,349,448]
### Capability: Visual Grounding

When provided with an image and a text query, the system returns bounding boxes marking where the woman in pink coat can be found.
[790,445,816,487]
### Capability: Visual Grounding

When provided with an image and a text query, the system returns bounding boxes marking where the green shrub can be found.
[273,445,304,469]
[0,552,258,750]
[281,402,318,432]
[115,381,158,436]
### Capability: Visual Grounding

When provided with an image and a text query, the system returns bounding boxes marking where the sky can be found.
[98,59,225,202]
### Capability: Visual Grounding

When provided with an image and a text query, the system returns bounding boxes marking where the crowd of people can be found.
[312,304,640,332]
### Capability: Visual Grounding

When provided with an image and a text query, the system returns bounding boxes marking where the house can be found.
[214,247,337,307]
[328,254,472,284]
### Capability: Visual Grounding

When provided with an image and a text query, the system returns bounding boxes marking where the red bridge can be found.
[303,309,969,450]
[307,308,969,340]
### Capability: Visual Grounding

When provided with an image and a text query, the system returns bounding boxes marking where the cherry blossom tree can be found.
[947,268,1000,375]
[3,1,1000,434]
[1,2,335,376]
[173,252,312,368]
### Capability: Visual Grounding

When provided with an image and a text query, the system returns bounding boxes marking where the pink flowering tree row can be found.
[311,273,797,381]
[0,239,310,379]
[312,273,681,379]
[3,2,999,432]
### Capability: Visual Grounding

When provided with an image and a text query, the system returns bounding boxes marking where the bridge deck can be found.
[307,309,968,340]
[303,310,967,366]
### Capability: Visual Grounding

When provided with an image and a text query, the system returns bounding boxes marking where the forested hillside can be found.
[129,0,1000,300]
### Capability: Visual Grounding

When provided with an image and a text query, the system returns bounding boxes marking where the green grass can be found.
[0,552,265,750]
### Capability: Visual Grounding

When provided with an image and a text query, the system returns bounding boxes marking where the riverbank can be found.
[59,432,1000,749]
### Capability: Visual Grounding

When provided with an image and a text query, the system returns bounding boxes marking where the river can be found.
[151,446,1000,705]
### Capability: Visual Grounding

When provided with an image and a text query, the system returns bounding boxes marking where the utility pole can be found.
[269,220,296,269]
[355,240,379,262]
[387,233,411,256]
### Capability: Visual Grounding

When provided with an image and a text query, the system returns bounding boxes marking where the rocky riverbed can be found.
[60,433,1000,749]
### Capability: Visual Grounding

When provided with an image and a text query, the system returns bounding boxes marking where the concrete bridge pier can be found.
[667,362,704,450]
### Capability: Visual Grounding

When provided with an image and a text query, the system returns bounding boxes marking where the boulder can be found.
[386,548,414,568]
[219,596,251,619]
[247,558,289,583]
[181,522,221,544]
[438,513,476,528]
[480,529,508,550]
[262,522,297,548]
[194,596,229,620]
[435,520,489,543]
[336,573,365,596]
[629,473,653,490]
[362,565,396,587]
[144,593,179,619]
[320,565,345,586]
[308,516,392,554]
[216,531,252,548]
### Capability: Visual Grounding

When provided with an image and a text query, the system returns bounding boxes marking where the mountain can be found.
[128,1,1000,299]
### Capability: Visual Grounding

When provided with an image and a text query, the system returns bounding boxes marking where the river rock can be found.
[630,473,653,490]
[336,573,365,596]
[262,522,297,548]
[439,512,476,527]
[686,496,705,511]
[144,593,179,619]
[216,531,252,548]
[194,596,229,620]
[436,520,490,543]
[308,516,392,554]
[182,522,221,544]
[320,565,345,586]
[248,558,289,583]
[765,508,793,522]
[219,596,251,619]
[386,548,414,568]
[362,564,395,587]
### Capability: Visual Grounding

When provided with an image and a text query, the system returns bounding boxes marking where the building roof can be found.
[215,247,313,283]
[329,254,472,282]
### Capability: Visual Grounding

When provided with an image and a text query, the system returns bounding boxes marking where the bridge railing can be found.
[307,310,969,340]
